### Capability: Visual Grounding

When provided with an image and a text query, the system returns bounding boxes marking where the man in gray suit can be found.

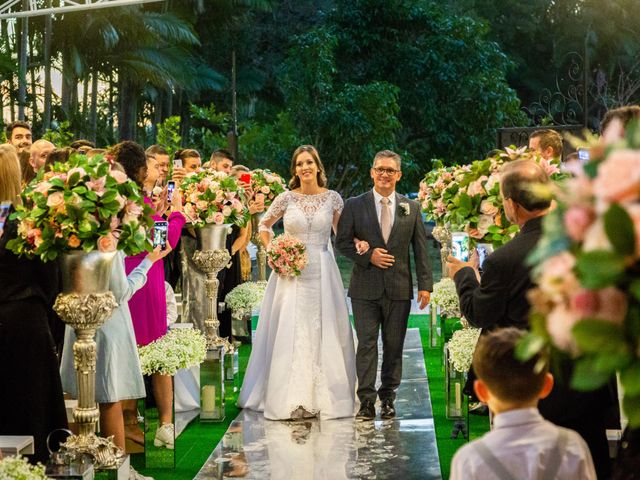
[337,150,433,420]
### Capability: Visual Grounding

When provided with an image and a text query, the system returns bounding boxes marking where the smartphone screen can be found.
[240,173,251,184]
[173,159,183,169]
[0,201,12,239]
[451,232,470,262]
[153,221,168,250]
[578,148,590,164]
[167,181,175,203]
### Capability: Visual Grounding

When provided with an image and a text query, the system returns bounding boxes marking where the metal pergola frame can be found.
[0,0,164,20]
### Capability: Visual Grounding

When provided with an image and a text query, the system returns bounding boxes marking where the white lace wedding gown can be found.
[238,190,357,420]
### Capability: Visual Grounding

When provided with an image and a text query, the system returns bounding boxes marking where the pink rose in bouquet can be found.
[249,169,287,207]
[266,233,308,277]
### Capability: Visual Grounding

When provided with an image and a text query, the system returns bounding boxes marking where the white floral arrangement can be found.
[0,455,47,479]
[430,277,461,317]
[447,327,481,373]
[225,281,267,318]
[138,328,207,376]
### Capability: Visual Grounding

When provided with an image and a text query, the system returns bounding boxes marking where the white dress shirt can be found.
[372,188,396,229]
[450,408,596,480]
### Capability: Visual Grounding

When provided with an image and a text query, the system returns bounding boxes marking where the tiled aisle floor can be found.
[194,328,441,479]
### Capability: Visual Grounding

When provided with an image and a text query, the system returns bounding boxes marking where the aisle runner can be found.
[194,328,441,479]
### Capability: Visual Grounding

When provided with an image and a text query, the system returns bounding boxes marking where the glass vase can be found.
[200,345,225,422]
[428,304,442,349]
[224,349,240,398]
[444,343,467,420]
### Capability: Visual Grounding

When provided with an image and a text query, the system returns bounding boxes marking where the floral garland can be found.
[522,120,640,427]
[225,281,268,317]
[0,455,47,479]
[138,328,207,376]
[447,327,481,373]
[180,170,249,227]
[419,147,565,247]
[7,153,152,260]
[249,169,287,207]
[430,277,461,317]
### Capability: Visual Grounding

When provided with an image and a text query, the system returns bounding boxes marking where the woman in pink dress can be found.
[114,141,186,449]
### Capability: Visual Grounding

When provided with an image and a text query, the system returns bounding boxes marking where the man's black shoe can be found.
[380,398,396,419]
[356,400,376,420]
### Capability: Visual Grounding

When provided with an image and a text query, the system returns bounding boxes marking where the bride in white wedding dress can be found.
[238,145,358,420]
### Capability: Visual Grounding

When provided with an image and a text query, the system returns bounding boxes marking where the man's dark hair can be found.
[146,144,169,157]
[5,120,31,139]
[501,159,552,211]
[473,328,549,403]
[529,129,563,158]
[70,139,95,150]
[110,141,147,186]
[45,148,73,170]
[601,105,640,133]
[209,148,234,163]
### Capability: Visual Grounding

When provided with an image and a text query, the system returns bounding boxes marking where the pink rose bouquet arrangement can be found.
[7,153,152,260]
[249,169,287,207]
[180,170,249,227]
[266,233,308,277]
[420,147,565,247]
[521,120,640,427]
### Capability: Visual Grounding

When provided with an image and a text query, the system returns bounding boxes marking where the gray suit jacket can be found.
[336,191,433,301]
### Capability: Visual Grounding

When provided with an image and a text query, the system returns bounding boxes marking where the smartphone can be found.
[577,148,590,164]
[167,181,176,203]
[0,201,12,239]
[173,159,183,169]
[153,221,168,250]
[240,173,251,184]
[451,231,470,262]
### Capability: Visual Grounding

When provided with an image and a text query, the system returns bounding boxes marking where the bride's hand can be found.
[355,239,370,255]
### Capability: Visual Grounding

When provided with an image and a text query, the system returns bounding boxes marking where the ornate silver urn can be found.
[250,212,267,281]
[432,224,452,277]
[54,250,122,468]
[192,223,233,352]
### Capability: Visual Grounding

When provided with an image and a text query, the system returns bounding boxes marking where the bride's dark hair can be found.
[288,145,328,190]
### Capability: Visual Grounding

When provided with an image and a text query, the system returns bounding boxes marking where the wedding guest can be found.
[70,139,95,153]
[600,105,640,134]
[44,147,73,171]
[86,148,106,159]
[59,160,171,453]
[165,281,178,326]
[528,128,563,161]
[450,328,596,480]
[209,149,234,174]
[29,139,55,174]
[447,159,615,478]
[115,141,186,450]
[146,145,170,183]
[175,148,202,173]
[5,120,32,153]
[19,149,35,186]
[0,144,68,463]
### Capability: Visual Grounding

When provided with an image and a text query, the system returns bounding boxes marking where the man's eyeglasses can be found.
[373,167,400,176]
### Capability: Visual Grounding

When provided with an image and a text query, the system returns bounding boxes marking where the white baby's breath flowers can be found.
[138,328,207,376]
[431,277,461,317]
[225,281,268,318]
[447,328,481,373]
[0,455,47,480]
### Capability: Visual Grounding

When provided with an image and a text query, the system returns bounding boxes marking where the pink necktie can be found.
[380,197,391,242]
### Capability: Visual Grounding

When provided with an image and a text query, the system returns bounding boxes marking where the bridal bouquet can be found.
[225,281,268,318]
[7,153,152,260]
[249,169,287,207]
[138,328,207,376]
[430,277,461,317]
[267,233,308,277]
[521,120,640,427]
[180,170,249,227]
[447,327,481,373]
[0,455,47,480]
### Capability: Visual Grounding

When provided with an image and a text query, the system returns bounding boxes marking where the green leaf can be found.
[459,193,472,212]
[570,356,611,391]
[593,350,632,373]
[620,362,640,396]
[575,250,625,289]
[604,203,636,256]
[515,332,546,362]
[571,319,626,354]
[623,394,640,428]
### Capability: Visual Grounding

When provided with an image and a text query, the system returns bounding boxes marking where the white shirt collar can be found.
[493,407,544,430]
[372,188,395,206]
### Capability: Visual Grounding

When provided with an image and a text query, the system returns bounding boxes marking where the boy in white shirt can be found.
[450,328,596,480]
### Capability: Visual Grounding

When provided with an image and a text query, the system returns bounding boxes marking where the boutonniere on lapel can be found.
[399,202,410,216]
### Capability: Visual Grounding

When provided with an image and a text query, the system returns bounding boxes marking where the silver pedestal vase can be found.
[54,250,123,469]
[432,224,452,277]
[192,223,233,352]
[250,212,267,281]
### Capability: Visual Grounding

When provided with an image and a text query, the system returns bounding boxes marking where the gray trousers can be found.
[352,295,411,403]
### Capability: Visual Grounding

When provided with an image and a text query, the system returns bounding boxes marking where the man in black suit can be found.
[447,159,613,479]
[336,150,433,420]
